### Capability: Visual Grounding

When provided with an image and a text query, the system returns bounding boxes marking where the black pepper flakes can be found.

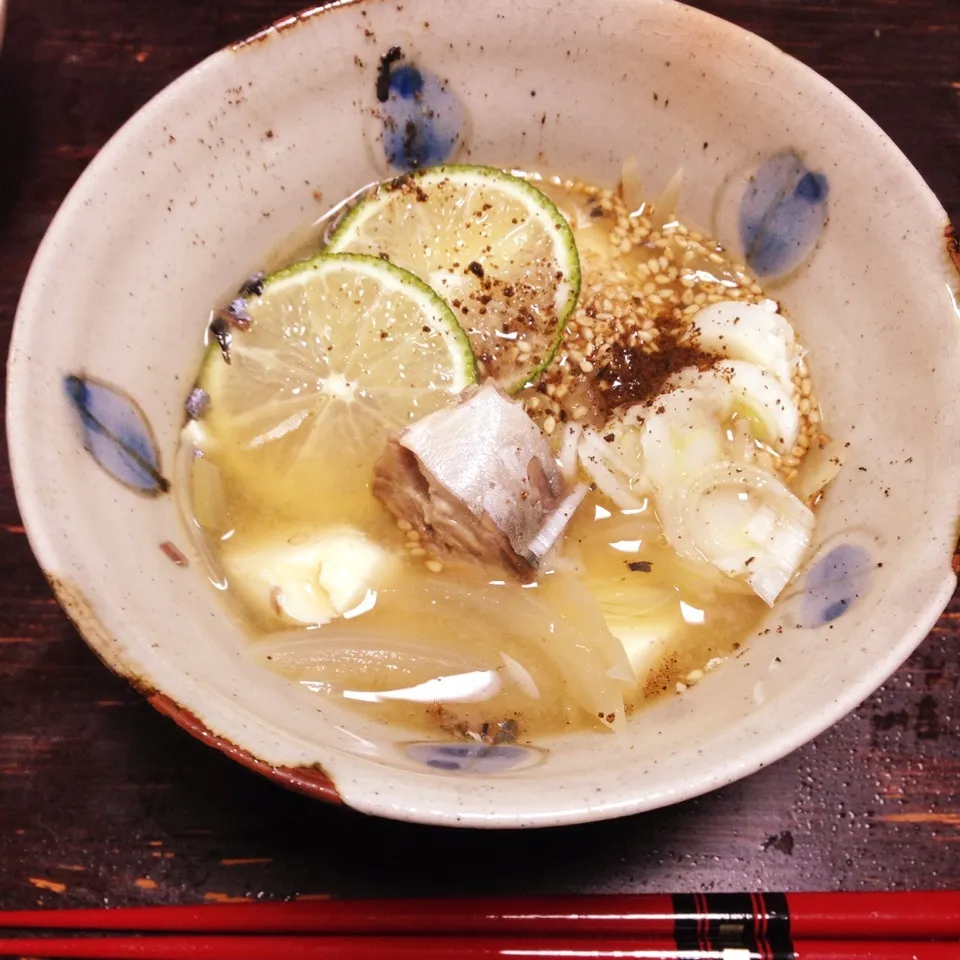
[239,272,265,297]
[220,297,253,329]
[185,386,210,420]
[209,316,232,363]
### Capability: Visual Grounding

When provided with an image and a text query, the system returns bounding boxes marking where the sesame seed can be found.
[396,519,413,532]
[543,415,557,434]
[410,546,426,557]
[425,559,444,573]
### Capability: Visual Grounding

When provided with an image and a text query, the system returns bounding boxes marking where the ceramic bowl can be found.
[8,0,960,828]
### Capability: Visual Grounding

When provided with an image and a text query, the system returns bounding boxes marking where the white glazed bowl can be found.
[8,0,960,828]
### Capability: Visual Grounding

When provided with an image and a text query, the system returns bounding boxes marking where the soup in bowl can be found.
[8,0,960,827]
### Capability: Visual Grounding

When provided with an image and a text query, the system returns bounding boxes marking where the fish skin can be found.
[398,382,563,555]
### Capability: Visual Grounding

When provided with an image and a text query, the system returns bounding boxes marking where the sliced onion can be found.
[250,629,493,701]
[578,427,649,509]
[529,573,634,728]
[260,570,633,732]
[791,436,845,503]
[639,387,726,497]
[556,423,582,483]
[500,652,541,699]
[689,300,798,390]
[666,462,815,606]
[665,362,800,454]
[620,155,645,215]
[650,167,684,233]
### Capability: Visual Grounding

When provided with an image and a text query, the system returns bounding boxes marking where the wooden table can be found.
[0,0,957,910]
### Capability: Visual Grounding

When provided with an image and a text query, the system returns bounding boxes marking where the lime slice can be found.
[327,165,581,391]
[196,253,476,522]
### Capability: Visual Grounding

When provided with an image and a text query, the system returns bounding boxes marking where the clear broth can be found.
[180,172,806,742]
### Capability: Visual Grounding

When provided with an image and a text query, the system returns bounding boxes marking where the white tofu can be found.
[222,527,396,626]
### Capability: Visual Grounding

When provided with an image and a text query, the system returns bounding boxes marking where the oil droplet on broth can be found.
[180,173,782,742]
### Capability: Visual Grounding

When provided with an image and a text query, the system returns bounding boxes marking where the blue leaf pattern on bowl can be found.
[64,375,170,496]
[377,53,463,171]
[739,151,829,277]
[797,543,871,627]
[405,741,544,774]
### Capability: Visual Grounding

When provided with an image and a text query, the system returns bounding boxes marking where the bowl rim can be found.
[7,0,959,828]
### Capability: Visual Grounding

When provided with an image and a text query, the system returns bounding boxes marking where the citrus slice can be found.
[194,253,476,523]
[326,164,581,392]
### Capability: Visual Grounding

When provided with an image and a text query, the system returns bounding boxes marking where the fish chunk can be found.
[373,382,586,580]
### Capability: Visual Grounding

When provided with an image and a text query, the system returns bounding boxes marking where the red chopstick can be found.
[0,936,956,960]
[1,892,958,940]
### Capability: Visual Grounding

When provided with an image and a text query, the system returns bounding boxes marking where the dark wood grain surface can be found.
[0,0,958,910]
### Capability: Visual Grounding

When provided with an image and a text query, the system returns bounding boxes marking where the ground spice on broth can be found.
[596,334,718,413]
[180,170,830,743]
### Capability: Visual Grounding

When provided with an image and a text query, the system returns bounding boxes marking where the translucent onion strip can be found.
[578,427,648,509]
